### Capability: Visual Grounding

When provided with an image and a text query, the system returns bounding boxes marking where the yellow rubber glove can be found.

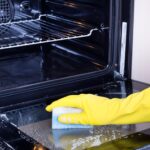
[46,88,150,125]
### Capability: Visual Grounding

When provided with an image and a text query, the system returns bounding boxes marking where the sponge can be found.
[52,107,93,129]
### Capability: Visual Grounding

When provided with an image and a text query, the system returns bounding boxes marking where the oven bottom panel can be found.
[0,37,108,91]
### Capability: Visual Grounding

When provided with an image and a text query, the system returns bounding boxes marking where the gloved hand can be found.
[46,88,150,125]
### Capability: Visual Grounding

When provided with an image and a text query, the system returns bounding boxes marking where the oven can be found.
[1,0,149,150]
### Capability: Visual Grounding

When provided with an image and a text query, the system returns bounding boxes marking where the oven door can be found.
[0,80,149,150]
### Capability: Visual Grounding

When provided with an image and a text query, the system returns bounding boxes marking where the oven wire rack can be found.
[0,14,106,50]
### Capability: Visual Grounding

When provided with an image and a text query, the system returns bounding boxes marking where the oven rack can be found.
[0,14,100,50]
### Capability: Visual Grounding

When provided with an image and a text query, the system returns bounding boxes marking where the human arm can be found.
[46,88,150,125]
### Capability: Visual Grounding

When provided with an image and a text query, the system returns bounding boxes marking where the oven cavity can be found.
[0,0,110,50]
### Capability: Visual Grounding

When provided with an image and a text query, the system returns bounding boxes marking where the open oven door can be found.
[0,80,149,150]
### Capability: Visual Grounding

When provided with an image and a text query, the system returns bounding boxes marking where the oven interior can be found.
[0,0,112,92]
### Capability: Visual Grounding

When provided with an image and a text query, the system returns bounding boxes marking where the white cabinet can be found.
[132,0,150,84]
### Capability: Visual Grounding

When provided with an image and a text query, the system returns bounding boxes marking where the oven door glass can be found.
[0,81,150,150]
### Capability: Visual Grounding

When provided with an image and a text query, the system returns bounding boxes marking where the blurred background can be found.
[132,0,150,84]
